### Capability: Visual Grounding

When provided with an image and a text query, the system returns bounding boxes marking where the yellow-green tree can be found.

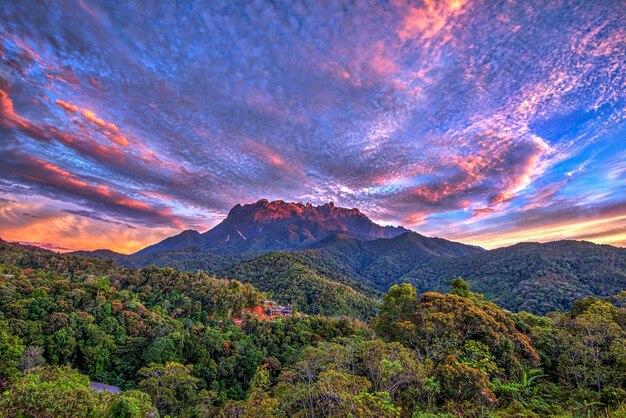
[137,361,199,416]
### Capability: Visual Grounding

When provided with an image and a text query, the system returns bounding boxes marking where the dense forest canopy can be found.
[80,236,626,317]
[0,241,624,417]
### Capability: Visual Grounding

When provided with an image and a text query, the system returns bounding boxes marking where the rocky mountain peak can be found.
[137,199,410,255]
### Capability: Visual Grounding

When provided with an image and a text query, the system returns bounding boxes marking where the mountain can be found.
[70,248,128,262]
[104,237,626,315]
[218,238,626,315]
[2,237,625,417]
[299,231,485,289]
[136,199,410,255]
[77,230,484,316]
[69,199,484,316]
[397,240,626,314]
[132,229,206,256]
[69,200,626,316]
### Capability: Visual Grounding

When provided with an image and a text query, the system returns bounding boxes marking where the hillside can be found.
[220,252,380,318]
[0,240,372,417]
[67,200,626,316]
[77,230,483,316]
[1,240,624,417]
[74,231,626,315]
[399,240,626,314]
[301,231,484,289]
[224,238,626,315]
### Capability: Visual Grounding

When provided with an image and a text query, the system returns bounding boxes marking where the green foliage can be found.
[105,390,158,418]
[374,283,418,343]
[0,365,158,418]
[223,252,380,318]
[0,241,625,417]
[435,356,495,406]
[0,316,24,384]
[138,362,199,416]
[375,282,626,416]
[400,240,626,314]
[19,346,46,371]
[218,366,280,418]
[0,241,370,416]
[271,338,423,417]
[102,234,626,316]
[459,340,499,375]
[376,282,540,381]
[449,277,470,297]
[0,366,109,417]
[550,298,625,392]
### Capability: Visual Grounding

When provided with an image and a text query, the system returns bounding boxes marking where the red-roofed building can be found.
[232,300,294,327]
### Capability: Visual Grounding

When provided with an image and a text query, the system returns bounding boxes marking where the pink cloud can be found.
[1,151,185,229]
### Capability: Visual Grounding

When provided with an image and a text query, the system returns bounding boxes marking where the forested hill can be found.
[75,234,626,315]
[0,240,625,417]
[0,239,373,417]
[0,241,377,319]
[398,240,626,314]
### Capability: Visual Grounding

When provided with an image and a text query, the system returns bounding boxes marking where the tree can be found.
[19,346,46,371]
[137,362,199,416]
[272,339,415,417]
[459,340,499,375]
[450,277,470,298]
[220,366,279,418]
[0,317,24,385]
[552,298,625,392]
[105,390,158,418]
[375,287,539,378]
[354,339,425,396]
[435,356,495,407]
[144,334,180,364]
[0,366,108,417]
[374,284,418,345]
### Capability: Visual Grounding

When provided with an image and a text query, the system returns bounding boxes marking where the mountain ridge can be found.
[58,199,626,316]
[136,199,412,255]
[23,234,626,316]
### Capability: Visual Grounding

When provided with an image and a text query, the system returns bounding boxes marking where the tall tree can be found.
[137,362,199,416]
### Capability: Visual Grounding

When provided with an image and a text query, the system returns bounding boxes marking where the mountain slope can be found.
[220,252,380,318]
[136,199,409,255]
[3,240,377,318]
[398,240,626,314]
[68,199,626,316]
[132,229,206,256]
[97,230,483,316]
[300,231,484,289]
[114,238,626,315]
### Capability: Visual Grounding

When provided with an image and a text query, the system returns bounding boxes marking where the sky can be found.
[0,0,625,253]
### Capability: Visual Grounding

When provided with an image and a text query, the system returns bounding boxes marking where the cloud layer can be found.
[0,0,625,252]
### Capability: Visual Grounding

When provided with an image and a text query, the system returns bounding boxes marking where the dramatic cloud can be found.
[0,0,624,252]
[0,151,185,228]
[0,193,180,253]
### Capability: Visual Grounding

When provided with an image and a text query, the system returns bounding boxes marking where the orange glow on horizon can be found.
[1,222,178,254]
[447,214,626,250]
[0,196,187,254]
